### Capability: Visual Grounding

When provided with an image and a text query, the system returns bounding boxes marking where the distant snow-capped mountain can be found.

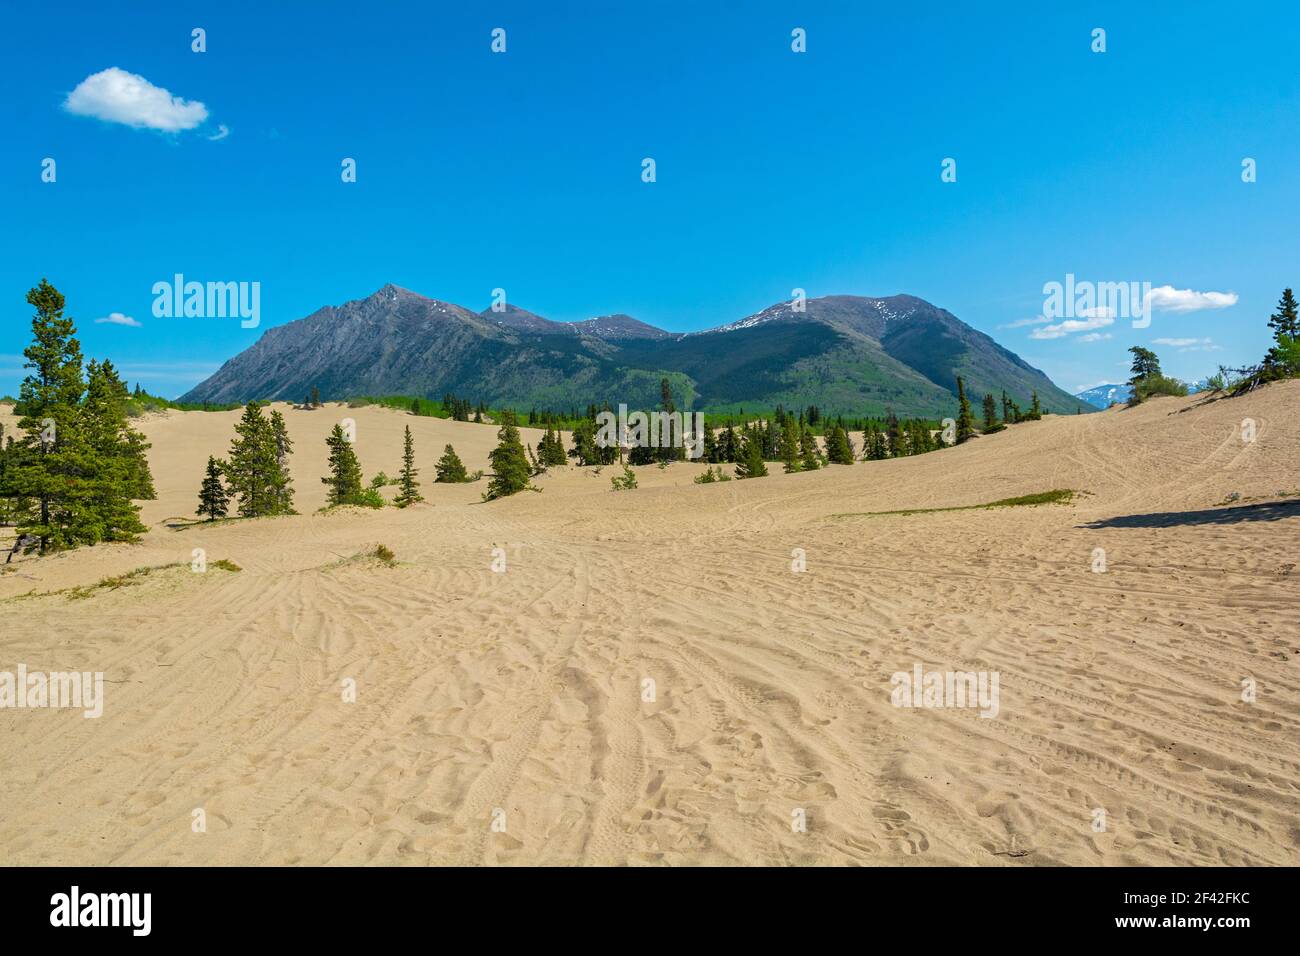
[1074,383,1132,409]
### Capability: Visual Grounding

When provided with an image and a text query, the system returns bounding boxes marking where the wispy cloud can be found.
[1147,285,1238,313]
[998,316,1050,329]
[1152,336,1221,353]
[1077,332,1112,343]
[94,312,141,328]
[1030,315,1115,340]
[64,67,208,132]
[207,123,229,141]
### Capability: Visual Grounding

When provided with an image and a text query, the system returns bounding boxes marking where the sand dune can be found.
[0,384,1297,865]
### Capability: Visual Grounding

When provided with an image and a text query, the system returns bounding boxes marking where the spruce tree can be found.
[824,424,855,465]
[484,411,532,500]
[982,393,998,430]
[1128,346,1161,382]
[0,425,20,528]
[657,378,677,463]
[7,280,86,551]
[1267,288,1299,343]
[780,417,802,473]
[435,443,470,482]
[955,376,975,444]
[570,420,598,466]
[540,424,567,466]
[88,359,155,501]
[799,426,821,470]
[702,421,717,463]
[718,426,738,463]
[876,430,891,459]
[885,412,907,457]
[322,423,364,506]
[76,359,149,541]
[196,456,230,520]
[1266,288,1300,368]
[268,410,296,514]
[225,402,282,517]
[734,436,768,479]
[394,425,423,506]
[2,281,156,551]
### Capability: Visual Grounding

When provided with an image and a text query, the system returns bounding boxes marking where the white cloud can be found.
[998,316,1050,329]
[1077,332,1113,343]
[1146,285,1238,313]
[1030,315,1115,340]
[207,124,229,141]
[94,312,141,328]
[64,67,208,132]
[1152,336,1221,353]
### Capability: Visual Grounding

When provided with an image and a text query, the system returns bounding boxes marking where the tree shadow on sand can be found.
[1080,499,1300,530]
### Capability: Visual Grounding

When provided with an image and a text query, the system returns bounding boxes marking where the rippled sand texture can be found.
[1,383,1297,865]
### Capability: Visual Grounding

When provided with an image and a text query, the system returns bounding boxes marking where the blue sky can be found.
[2,0,1296,398]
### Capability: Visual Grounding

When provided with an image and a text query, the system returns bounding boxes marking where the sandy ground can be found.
[0,384,1297,866]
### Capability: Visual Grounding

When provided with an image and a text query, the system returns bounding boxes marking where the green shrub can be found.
[1130,374,1188,404]
[693,466,731,484]
[352,486,385,509]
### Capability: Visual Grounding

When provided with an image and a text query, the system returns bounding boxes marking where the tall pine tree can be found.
[734,435,768,479]
[3,281,153,551]
[1266,288,1299,368]
[394,425,423,506]
[1267,288,1298,343]
[322,423,364,506]
[75,359,149,542]
[799,426,821,470]
[269,410,296,514]
[484,411,532,500]
[7,280,86,551]
[196,456,230,520]
[955,376,975,444]
[824,424,855,464]
[982,393,998,431]
[780,417,802,473]
[225,402,295,517]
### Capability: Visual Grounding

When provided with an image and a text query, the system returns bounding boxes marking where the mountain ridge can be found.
[182,285,1092,418]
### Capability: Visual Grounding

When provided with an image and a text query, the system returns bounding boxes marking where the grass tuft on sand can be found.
[832,489,1080,519]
